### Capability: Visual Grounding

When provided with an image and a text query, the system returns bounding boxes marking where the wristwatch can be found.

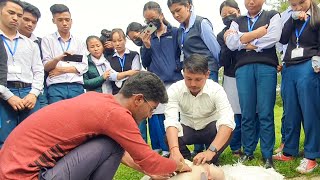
[208,145,218,154]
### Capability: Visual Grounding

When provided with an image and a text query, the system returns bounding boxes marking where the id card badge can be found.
[180,51,184,62]
[8,65,22,74]
[291,48,304,59]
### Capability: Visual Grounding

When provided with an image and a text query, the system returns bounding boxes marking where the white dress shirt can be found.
[41,32,88,86]
[0,31,44,100]
[164,79,235,137]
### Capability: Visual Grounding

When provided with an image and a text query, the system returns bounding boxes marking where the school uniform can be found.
[108,49,141,95]
[280,12,320,159]
[226,10,282,159]
[41,32,88,104]
[0,31,44,147]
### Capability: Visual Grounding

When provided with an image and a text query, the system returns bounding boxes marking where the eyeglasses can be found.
[142,96,156,114]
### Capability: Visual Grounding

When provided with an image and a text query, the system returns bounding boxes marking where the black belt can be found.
[7,81,32,88]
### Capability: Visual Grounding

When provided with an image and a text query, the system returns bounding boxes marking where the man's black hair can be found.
[50,4,69,15]
[21,1,41,20]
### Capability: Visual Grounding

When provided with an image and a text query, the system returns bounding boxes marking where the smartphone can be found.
[141,22,157,36]
[63,54,83,62]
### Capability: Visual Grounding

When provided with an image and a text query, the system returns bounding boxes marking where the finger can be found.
[201,157,207,164]
[12,105,18,111]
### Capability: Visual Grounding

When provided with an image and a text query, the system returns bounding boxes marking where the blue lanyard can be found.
[1,35,19,58]
[58,38,71,52]
[180,29,188,49]
[118,55,126,72]
[295,17,310,47]
[247,14,261,32]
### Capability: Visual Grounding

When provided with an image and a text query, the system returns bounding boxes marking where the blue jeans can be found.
[236,63,277,158]
[47,83,84,104]
[139,119,147,143]
[148,114,168,151]
[0,87,40,147]
[229,114,260,152]
[282,61,320,159]
[38,87,48,108]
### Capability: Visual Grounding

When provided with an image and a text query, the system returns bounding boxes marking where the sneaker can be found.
[232,149,243,158]
[162,151,170,158]
[272,152,293,161]
[296,158,318,174]
[274,143,284,153]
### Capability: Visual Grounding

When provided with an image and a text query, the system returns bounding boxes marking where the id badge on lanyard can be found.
[291,17,310,59]
[180,30,188,62]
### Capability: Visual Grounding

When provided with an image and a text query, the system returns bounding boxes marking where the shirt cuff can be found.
[238,32,247,50]
[1,87,14,100]
[109,72,119,81]
[30,88,41,97]
[164,118,184,137]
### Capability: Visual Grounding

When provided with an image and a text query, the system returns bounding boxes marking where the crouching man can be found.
[165,54,235,167]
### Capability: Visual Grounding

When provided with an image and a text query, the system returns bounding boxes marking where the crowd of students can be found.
[0,0,319,179]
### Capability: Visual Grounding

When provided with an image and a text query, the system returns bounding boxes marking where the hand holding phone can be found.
[141,22,157,36]
[63,54,83,62]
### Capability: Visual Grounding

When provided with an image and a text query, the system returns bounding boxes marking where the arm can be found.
[200,19,221,63]
[279,17,294,45]
[250,14,282,52]
[225,22,247,51]
[217,30,232,67]
[41,37,65,72]
[83,71,106,90]
[70,42,89,75]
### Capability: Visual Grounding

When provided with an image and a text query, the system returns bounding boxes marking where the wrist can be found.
[169,145,179,153]
[176,161,184,172]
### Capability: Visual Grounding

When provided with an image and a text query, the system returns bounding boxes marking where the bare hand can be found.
[245,43,257,50]
[277,65,283,72]
[126,70,139,77]
[103,70,111,79]
[104,41,114,49]
[49,67,65,78]
[223,29,236,42]
[169,149,192,173]
[254,24,268,39]
[297,11,309,21]
[141,32,151,48]
[193,151,215,165]
[148,174,172,180]
[7,95,25,111]
[23,93,37,110]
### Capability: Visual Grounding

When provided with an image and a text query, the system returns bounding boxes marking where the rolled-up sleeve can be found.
[225,22,247,51]
[164,84,184,137]
[211,87,235,131]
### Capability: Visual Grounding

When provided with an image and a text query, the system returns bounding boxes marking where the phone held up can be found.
[141,22,157,36]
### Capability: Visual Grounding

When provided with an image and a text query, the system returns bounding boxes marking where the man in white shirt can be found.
[0,0,44,147]
[164,54,235,166]
[18,1,48,108]
[41,4,88,104]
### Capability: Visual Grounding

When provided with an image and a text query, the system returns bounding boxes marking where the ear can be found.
[205,70,210,79]
[133,94,144,106]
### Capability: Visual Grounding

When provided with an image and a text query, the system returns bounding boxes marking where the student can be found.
[273,0,320,174]
[41,4,88,104]
[83,36,137,94]
[18,1,48,108]
[165,54,235,166]
[126,22,148,144]
[0,0,44,148]
[218,0,249,157]
[100,29,114,58]
[224,0,281,169]
[167,0,221,82]
[0,38,8,99]
[108,28,141,95]
[0,72,192,180]
[141,1,183,156]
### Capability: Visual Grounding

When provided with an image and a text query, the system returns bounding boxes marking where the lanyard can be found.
[118,55,126,72]
[180,29,188,50]
[1,35,19,59]
[247,14,261,32]
[58,38,71,52]
[295,17,310,47]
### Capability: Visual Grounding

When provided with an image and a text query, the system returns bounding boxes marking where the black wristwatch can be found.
[208,145,218,154]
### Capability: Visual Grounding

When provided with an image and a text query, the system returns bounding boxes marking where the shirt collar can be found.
[0,30,24,40]
[91,54,106,62]
[246,9,264,19]
[29,33,38,42]
[179,6,196,32]
[55,31,72,41]
[113,48,130,57]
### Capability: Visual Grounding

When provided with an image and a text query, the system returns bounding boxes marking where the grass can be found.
[114,105,320,180]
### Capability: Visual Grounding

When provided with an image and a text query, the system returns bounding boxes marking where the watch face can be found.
[209,145,217,153]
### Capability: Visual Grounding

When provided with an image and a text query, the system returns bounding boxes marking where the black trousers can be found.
[178,121,232,164]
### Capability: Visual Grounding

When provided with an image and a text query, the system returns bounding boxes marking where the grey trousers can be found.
[178,121,232,164]
[39,136,124,180]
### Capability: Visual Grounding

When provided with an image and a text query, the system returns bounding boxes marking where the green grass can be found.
[114,105,320,180]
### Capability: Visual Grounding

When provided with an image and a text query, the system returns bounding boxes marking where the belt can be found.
[7,81,32,88]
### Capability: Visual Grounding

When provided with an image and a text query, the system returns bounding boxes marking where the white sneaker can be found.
[162,151,170,157]
[296,158,318,174]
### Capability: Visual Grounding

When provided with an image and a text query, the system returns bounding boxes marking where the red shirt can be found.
[0,92,176,179]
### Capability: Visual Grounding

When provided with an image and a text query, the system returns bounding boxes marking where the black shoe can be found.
[264,158,274,169]
[239,154,254,163]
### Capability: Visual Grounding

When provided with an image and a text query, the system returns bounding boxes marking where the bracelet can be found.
[170,146,179,151]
